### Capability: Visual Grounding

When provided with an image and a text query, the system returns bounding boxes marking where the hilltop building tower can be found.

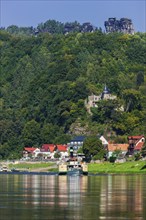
[85,85,117,113]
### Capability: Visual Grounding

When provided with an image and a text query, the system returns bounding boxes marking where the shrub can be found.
[54,152,61,158]
[109,156,116,163]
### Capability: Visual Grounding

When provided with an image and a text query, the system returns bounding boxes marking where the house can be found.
[23,143,68,160]
[128,135,145,155]
[99,136,108,148]
[107,143,129,159]
[68,136,86,152]
[56,145,68,158]
[40,144,68,159]
[33,148,41,158]
[40,144,57,159]
[23,147,37,158]
[41,144,56,152]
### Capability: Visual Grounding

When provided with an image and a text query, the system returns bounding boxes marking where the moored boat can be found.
[58,159,88,176]
[11,168,21,172]
[0,165,9,172]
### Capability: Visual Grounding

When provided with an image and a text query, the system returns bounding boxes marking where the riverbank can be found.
[88,161,146,174]
[1,160,146,174]
[6,161,58,172]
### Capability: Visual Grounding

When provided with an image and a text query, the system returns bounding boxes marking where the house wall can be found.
[108,150,127,158]
[136,137,145,145]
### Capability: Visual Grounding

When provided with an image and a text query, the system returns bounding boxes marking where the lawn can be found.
[8,162,56,171]
[88,161,146,174]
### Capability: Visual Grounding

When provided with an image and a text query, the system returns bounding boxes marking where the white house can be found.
[99,136,108,147]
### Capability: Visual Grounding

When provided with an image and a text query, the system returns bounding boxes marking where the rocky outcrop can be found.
[104,18,135,34]
[69,122,91,136]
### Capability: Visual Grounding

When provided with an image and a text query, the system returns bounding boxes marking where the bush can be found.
[93,155,101,161]
[93,149,106,161]
[109,156,116,163]
[54,152,61,158]
[134,152,142,161]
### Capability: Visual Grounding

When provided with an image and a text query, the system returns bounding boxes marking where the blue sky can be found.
[1,0,146,32]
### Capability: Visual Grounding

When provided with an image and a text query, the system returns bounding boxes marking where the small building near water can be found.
[107,143,129,159]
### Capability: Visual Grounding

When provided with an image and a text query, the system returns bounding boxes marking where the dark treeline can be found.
[0,28,146,159]
[0,20,98,36]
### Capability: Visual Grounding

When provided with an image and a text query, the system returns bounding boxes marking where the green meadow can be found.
[88,161,146,174]
[8,162,56,171]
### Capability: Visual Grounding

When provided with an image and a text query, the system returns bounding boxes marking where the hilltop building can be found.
[85,85,117,113]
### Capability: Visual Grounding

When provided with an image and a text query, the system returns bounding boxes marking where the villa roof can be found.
[49,145,56,152]
[24,147,37,152]
[108,144,129,152]
[42,144,56,152]
[135,142,144,150]
[56,145,67,152]
[128,135,144,140]
[71,136,86,142]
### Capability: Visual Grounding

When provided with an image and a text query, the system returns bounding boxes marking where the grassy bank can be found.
[88,161,146,174]
[8,162,57,172]
[5,161,146,174]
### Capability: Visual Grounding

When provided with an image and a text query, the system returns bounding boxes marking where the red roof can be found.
[42,144,56,152]
[128,135,144,140]
[24,147,36,152]
[49,145,56,152]
[135,142,144,150]
[56,145,67,152]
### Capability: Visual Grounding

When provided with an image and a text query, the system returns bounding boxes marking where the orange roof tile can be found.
[56,145,67,152]
[108,144,129,152]
[24,147,37,152]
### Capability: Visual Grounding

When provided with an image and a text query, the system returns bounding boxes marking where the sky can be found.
[0,0,146,32]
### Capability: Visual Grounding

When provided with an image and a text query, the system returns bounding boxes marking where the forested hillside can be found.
[0,29,146,158]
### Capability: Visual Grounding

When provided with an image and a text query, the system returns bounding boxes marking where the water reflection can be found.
[0,174,146,220]
[99,175,145,220]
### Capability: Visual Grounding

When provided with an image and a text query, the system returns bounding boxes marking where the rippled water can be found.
[0,174,146,220]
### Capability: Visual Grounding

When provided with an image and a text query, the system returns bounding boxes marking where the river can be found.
[0,174,146,220]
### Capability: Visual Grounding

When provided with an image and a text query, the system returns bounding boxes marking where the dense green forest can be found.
[0,27,146,158]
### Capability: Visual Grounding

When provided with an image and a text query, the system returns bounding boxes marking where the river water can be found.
[0,174,146,220]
